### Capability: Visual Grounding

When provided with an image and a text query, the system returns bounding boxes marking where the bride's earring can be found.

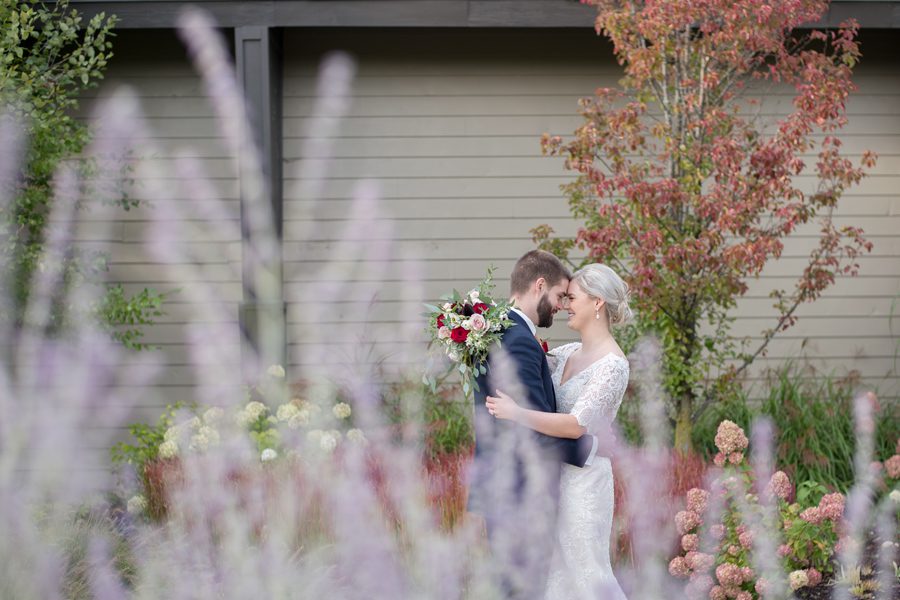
[595,309,600,320]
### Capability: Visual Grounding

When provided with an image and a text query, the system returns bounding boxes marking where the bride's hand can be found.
[485,390,520,421]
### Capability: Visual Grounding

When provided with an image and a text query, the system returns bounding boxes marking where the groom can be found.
[468,249,596,597]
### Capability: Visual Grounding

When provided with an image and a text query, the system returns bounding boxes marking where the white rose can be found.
[126,495,147,515]
[260,448,278,462]
[332,402,352,420]
[266,364,286,378]
[442,302,453,311]
[468,289,480,301]
[159,440,178,459]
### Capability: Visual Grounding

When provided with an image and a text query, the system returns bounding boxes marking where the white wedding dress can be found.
[545,342,629,600]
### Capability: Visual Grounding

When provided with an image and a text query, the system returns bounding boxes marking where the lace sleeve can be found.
[570,356,630,436]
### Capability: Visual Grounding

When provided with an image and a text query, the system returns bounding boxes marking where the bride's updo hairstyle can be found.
[572,263,633,326]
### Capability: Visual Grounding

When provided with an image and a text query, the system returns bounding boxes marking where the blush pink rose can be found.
[437,326,451,339]
[468,313,487,331]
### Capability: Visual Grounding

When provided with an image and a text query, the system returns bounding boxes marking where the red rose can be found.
[450,327,468,344]
[436,314,445,328]
[472,302,489,314]
[539,338,549,353]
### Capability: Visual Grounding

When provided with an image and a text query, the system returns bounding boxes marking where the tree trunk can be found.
[674,392,693,453]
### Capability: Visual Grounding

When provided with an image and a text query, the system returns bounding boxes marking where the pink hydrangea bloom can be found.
[714,421,749,455]
[777,544,792,557]
[765,471,792,501]
[800,506,823,524]
[818,493,845,521]
[711,524,726,540]
[741,567,754,582]
[686,488,710,514]
[714,453,726,467]
[708,585,726,600]
[685,575,714,600]
[727,545,740,556]
[736,592,752,600]
[738,530,753,549]
[715,563,743,587]
[669,556,691,579]
[806,568,822,587]
[885,454,900,479]
[723,587,741,598]
[755,578,770,595]
[682,534,700,552]
[686,552,715,572]
[676,510,702,534]
[728,452,743,465]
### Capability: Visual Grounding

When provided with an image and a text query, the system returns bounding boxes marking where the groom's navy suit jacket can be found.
[468,311,593,515]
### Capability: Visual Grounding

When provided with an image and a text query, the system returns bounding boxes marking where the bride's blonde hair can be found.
[571,263,633,326]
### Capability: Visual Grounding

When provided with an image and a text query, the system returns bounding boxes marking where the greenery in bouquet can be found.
[668,421,850,599]
[424,267,514,398]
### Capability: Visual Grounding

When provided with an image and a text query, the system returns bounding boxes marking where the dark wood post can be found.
[234,25,285,379]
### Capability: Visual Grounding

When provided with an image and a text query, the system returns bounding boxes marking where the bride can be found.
[486,263,631,600]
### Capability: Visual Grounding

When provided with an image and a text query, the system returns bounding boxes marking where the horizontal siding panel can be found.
[282,136,900,160]
[280,214,899,241]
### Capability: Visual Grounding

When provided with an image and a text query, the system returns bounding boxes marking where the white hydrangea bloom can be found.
[159,440,178,459]
[332,402,352,420]
[189,432,210,452]
[890,489,900,504]
[788,570,809,591]
[246,401,267,418]
[319,430,340,452]
[188,416,202,430]
[163,425,180,442]
[260,448,278,462]
[276,403,300,422]
[347,428,366,444]
[126,495,147,515]
[266,364,286,378]
[202,407,224,423]
[198,425,219,445]
[287,409,310,429]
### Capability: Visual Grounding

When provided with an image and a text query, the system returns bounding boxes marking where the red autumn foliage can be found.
[538,0,876,451]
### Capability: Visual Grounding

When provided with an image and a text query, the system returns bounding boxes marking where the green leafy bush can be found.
[692,363,900,493]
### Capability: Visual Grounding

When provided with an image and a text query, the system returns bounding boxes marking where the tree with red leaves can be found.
[535,0,876,452]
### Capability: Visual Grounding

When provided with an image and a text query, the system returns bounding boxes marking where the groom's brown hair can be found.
[510,249,571,295]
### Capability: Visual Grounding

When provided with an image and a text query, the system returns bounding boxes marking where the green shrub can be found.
[692,363,900,493]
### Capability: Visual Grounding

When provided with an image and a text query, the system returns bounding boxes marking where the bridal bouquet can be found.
[425,268,515,397]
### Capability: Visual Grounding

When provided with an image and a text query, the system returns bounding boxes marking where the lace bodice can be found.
[549,343,629,436]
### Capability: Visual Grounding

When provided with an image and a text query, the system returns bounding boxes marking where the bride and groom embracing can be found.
[468,250,631,600]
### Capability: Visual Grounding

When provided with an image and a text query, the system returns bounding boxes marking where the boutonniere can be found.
[538,337,549,353]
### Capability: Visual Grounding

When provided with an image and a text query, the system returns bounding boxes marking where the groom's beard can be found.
[536,293,555,328]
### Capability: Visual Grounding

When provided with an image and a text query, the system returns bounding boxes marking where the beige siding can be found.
[282,29,899,399]
[62,25,898,475]
[76,31,243,473]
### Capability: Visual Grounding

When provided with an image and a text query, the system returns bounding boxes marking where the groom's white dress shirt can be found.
[510,308,598,466]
